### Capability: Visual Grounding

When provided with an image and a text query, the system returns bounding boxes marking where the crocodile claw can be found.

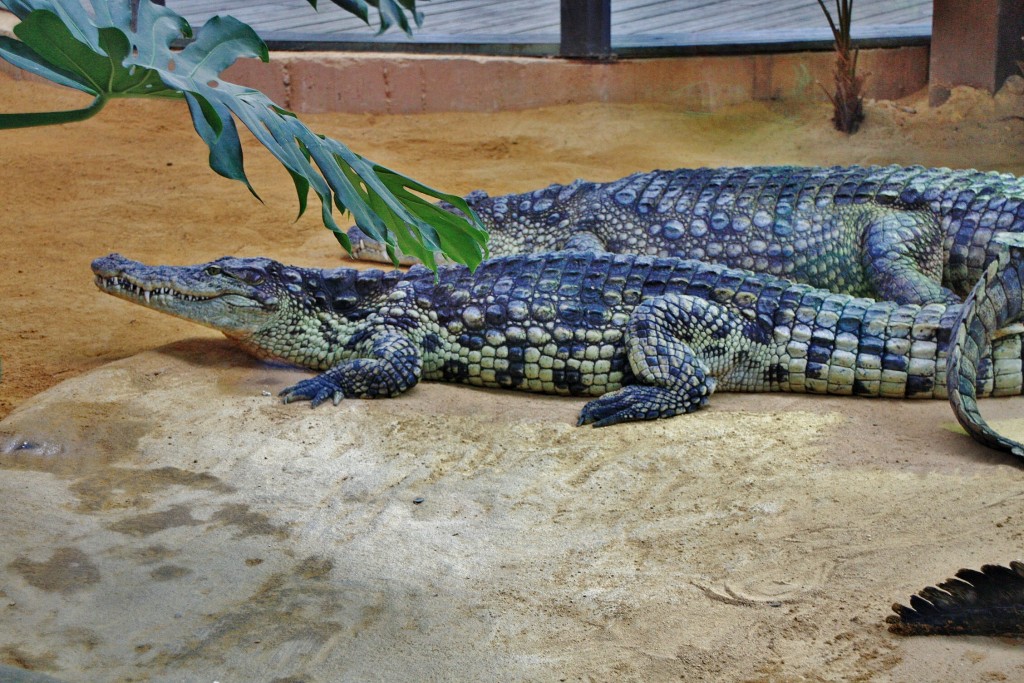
[578,384,711,427]
[279,376,344,408]
[578,386,669,427]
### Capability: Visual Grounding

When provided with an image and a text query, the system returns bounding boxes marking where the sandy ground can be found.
[2,68,1024,681]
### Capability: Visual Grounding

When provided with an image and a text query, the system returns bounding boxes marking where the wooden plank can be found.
[168,0,933,32]
[619,5,818,33]
[403,1,558,34]
[617,0,930,34]
[609,24,930,55]
[205,0,557,36]
[171,0,376,28]
[170,0,551,35]
[254,25,927,61]
[164,0,934,46]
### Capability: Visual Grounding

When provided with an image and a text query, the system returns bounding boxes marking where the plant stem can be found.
[815,0,864,134]
[0,94,107,128]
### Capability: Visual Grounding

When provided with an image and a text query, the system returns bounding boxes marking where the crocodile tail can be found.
[887,561,1024,636]
[946,234,1024,459]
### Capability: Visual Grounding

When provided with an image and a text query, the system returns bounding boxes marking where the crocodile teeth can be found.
[102,276,212,303]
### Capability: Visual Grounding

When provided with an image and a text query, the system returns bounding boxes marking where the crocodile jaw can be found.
[92,254,278,336]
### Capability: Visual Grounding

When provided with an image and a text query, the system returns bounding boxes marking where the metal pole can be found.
[560,0,612,59]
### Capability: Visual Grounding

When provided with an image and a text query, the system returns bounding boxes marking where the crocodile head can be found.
[93,253,405,368]
[92,254,288,336]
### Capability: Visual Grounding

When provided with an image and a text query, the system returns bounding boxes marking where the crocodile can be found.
[92,238,1024,459]
[347,165,1024,306]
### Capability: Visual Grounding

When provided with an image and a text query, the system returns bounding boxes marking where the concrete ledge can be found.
[220,47,928,114]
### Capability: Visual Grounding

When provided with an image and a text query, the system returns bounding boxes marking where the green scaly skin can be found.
[93,245,1024,460]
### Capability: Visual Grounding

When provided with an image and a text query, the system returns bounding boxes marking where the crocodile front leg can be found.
[862,209,960,305]
[279,332,423,407]
[578,294,765,427]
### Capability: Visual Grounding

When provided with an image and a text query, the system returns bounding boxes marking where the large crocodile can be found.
[93,239,1024,458]
[347,165,1024,306]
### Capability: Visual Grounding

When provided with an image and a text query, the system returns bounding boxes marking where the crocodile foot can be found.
[279,375,344,408]
[577,383,711,427]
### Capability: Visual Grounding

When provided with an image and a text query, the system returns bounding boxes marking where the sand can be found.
[2,67,1024,681]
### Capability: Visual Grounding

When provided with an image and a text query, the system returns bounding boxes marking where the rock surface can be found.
[2,342,1024,681]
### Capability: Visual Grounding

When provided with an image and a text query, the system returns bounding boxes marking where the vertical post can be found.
[560,0,612,59]
[930,0,1024,104]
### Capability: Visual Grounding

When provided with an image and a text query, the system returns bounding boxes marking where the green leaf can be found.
[0,0,486,271]
[4,0,103,52]
[0,35,95,93]
[13,10,113,93]
[309,0,425,35]
[320,0,369,24]
[183,91,256,197]
[378,169,488,269]
[6,8,179,100]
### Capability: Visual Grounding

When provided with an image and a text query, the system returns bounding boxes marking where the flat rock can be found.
[2,339,1024,681]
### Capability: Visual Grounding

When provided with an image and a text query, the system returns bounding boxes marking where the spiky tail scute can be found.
[887,561,1024,636]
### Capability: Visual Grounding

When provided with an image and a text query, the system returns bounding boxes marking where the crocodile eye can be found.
[205,265,222,276]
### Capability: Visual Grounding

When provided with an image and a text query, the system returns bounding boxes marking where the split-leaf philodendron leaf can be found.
[0,0,486,270]
[316,0,425,35]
